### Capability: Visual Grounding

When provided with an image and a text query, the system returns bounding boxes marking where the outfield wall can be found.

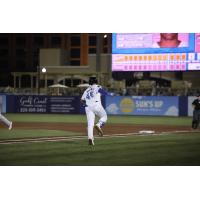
[106,96,179,116]
[0,94,194,116]
[6,95,80,114]
[0,94,6,113]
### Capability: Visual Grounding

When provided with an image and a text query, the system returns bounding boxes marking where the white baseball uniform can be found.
[81,84,108,140]
[0,113,12,129]
[0,96,12,130]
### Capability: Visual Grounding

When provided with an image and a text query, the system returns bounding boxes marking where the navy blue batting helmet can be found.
[89,77,98,85]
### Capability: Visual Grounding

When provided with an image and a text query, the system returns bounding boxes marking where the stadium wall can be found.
[0,94,6,113]
[1,94,193,117]
[106,96,180,116]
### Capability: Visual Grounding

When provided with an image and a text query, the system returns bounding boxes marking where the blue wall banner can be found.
[0,95,6,113]
[48,96,80,113]
[6,95,80,114]
[106,96,179,116]
[179,96,188,116]
[6,95,48,113]
[4,95,188,116]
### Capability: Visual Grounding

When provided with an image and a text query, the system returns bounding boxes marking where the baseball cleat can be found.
[8,122,12,130]
[94,125,103,137]
[88,139,94,146]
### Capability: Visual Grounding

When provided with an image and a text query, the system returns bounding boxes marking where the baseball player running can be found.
[0,112,12,130]
[81,77,111,146]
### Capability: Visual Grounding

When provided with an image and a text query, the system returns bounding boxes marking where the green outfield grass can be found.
[4,113,192,125]
[0,129,82,140]
[0,133,200,166]
[1,114,199,166]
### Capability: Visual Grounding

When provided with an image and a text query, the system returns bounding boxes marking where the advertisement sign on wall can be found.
[48,96,80,113]
[106,96,179,116]
[4,95,192,117]
[16,95,48,113]
[6,95,80,114]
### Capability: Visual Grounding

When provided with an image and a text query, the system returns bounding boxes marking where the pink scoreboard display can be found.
[112,33,200,71]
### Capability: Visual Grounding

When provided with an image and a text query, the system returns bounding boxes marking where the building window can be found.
[71,36,81,46]
[16,37,26,46]
[0,37,8,46]
[70,48,80,58]
[16,60,26,71]
[33,59,39,68]
[89,36,97,46]
[0,49,9,57]
[33,47,39,55]
[0,59,9,68]
[16,49,26,57]
[51,36,61,46]
[34,37,44,46]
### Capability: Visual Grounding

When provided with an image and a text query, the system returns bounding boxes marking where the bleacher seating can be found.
[171,80,189,96]
[137,80,156,95]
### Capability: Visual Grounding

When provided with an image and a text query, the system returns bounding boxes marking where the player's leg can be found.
[192,110,199,129]
[197,110,200,128]
[85,107,95,145]
[94,106,107,136]
[0,113,12,130]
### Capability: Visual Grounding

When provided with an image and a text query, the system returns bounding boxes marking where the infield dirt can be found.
[1,122,195,135]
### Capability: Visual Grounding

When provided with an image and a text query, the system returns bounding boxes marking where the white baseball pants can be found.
[85,104,107,140]
[0,113,12,128]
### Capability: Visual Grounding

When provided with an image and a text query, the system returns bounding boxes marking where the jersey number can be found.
[86,91,94,99]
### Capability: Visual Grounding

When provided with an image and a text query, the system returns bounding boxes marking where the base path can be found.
[0,122,195,135]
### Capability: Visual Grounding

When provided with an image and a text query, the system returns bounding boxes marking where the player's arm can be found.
[192,100,196,109]
[80,99,86,105]
[98,88,115,96]
[98,88,108,95]
[80,91,87,106]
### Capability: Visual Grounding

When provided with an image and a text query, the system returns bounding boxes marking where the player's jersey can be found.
[192,99,200,110]
[81,84,103,107]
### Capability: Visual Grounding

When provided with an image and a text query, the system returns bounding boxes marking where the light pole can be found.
[37,65,40,94]
[42,67,47,93]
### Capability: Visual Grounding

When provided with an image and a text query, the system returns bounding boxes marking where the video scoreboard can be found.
[112,33,200,71]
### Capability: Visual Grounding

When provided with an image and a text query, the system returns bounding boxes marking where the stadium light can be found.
[42,67,47,73]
